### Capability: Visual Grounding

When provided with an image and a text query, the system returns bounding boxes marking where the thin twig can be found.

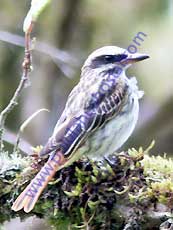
[2,129,32,154]
[0,23,33,152]
[13,108,49,154]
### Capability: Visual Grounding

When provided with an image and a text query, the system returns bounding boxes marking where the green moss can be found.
[0,143,173,229]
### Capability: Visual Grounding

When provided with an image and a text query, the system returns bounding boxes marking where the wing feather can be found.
[39,68,128,158]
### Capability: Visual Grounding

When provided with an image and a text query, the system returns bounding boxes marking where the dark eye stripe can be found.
[104,54,127,63]
[91,54,127,68]
[112,54,127,62]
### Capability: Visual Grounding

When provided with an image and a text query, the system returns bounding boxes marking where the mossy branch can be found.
[0,143,173,229]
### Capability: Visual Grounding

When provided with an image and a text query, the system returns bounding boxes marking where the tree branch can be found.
[0,144,172,229]
[0,23,33,151]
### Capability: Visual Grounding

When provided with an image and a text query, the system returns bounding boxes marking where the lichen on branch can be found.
[0,143,173,229]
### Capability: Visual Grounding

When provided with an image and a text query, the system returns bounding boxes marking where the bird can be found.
[12,46,149,213]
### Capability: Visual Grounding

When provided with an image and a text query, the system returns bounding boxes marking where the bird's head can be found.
[82,46,149,76]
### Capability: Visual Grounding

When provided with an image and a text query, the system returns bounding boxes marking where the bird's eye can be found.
[104,55,114,62]
[103,54,127,63]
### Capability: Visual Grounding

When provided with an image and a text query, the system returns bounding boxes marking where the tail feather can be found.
[12,151,65,213]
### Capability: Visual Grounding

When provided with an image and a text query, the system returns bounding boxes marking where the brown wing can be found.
[39,68,128,158]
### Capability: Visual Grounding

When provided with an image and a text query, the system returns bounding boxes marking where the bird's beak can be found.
[121,53,150,65]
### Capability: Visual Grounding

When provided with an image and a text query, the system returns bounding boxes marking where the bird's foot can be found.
[30,145,44,170]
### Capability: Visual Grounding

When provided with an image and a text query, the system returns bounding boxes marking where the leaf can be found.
[23,0,52,33]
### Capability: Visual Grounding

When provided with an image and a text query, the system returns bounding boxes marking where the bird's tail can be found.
[12,151,65,213]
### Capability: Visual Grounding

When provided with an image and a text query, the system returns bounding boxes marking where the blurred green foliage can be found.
[0,0,172,166]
